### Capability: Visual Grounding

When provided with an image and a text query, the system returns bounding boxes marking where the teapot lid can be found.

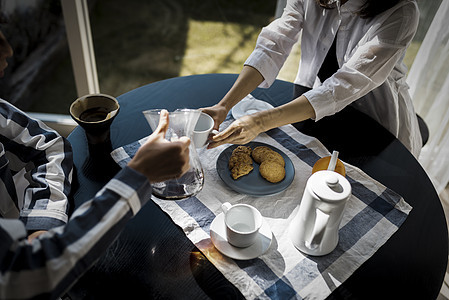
[309,170,351,202]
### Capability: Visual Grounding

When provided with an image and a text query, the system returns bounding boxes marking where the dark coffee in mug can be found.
[79,107,109,122]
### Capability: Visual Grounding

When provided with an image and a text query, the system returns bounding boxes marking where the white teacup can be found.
[192,112,215,148]
[221,202,263,248]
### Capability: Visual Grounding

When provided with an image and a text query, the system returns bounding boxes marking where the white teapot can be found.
[289,170,351,256]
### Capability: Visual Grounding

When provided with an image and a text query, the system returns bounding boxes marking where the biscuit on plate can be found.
[252,146,285,167]
[231,163,254,180]
[261,151,285,167]
[251,146,273,164]
[232,145,252,156]
[228,152,253,170]
[259,160,285,183]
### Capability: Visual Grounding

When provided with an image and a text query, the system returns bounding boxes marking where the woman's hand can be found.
[200,104,228,131]
[207,95,316,149]
[208,114,264,148]
[201,66,265,132]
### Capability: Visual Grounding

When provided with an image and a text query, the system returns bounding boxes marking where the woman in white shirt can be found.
[203,0,422,157]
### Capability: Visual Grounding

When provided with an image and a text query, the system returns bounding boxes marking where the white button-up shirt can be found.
[245,0,421,157]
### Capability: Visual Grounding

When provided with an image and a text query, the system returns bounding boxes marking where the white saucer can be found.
[231,95,274,120]
[210,213,272,260]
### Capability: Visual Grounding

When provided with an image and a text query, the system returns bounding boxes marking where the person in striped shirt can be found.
[0,29,73,240]
[0,27,191,299]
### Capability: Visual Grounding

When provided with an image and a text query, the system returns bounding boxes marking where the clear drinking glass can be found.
[142,109,204,200]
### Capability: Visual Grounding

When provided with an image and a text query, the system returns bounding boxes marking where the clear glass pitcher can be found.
[142,109,204,200]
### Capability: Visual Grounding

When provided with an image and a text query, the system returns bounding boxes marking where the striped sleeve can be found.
[0,166,151,300]
[0,99,73,231]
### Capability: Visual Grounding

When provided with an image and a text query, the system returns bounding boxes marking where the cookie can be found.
[251,146,273,164]
[228,152,253,170]
[261,150,285,167]
[232,145,252,156]
[231,163,254,180]
[259,160,285,183]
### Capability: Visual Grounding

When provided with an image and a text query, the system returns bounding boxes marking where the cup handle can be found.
[305,209,330,250]
[221,202,232,214]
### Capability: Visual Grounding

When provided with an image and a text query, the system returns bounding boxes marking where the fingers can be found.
[176,136,191,149]
[207,140,226,149]
[27,230,47,243]
[172,136,191,176]
[153,109,169,137]
[208,122,239,148]
[164,138,190,180]
[208,129,241,148]
[200,105,228,131]
[208,134,242,148]
[129,136,191,183]
[210,119,244,144]
[200,108,219,130]
[212,123,238,141]
[207,117,260,149]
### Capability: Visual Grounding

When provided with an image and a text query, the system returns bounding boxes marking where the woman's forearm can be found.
[217,65,264,112]
[208,93,316,148]
[253,95,316,132]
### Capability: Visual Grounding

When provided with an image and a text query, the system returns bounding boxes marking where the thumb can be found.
[153,109,169,137]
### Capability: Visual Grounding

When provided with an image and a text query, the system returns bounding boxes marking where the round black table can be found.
[67,74,447,299]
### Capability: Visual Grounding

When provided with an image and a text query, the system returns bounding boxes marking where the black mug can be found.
[70,94,121,182]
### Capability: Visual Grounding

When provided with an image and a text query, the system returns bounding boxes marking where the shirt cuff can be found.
[105,166,152,216]
[19,215,67,231]
[245,50,280,88]
[303,87,336,121]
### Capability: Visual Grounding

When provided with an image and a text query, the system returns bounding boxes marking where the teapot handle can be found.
[305,209,330,250]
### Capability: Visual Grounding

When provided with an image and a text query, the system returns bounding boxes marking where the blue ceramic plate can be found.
[216,142,295,196]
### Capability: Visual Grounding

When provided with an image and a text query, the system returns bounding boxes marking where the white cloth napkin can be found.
[231,94,274,119]
[111,108,412,299]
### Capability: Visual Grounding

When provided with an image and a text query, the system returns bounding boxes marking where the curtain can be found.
[407,0,449,194]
